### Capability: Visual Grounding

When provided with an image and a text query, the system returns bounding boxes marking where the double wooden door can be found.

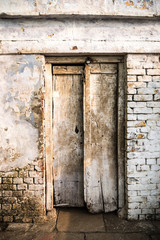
[52,63,118,213]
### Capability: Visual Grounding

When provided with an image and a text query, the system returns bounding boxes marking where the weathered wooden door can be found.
[53,66,84,206]
[52,62,118,212]
[84,64,118,213]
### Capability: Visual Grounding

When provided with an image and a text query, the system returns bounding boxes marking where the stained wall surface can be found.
[0,55,46,223]
[0,18,160,54]
[0,0,158,17]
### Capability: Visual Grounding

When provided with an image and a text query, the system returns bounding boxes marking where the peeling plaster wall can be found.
[0,0,158,17]
[0,55,46,223]
[0,18,160,54]
[0,55,44,171]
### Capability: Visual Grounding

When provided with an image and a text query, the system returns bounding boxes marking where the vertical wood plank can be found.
[45,63,53,210]
[117,63,125,208]
[84,64,118,213]
[53,66,84,206]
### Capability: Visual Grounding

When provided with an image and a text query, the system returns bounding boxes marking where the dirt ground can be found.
[0,208,160,240]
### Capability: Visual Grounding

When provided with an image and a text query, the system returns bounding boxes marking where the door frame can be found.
[44,56,126,212]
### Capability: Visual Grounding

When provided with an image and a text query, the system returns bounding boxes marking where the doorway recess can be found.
[45,56,125,213]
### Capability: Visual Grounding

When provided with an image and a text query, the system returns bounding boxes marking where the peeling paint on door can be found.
[84,64,118,213]
[53,66,84,206]
[52,63,118,212]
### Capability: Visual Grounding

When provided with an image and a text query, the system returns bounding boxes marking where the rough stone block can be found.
[134,95,153,101]
[148,82,160,88]
[29,185,44,191]
[147,69,160,75]
[6,223,32,231]
[12,191,23,197]
[127,75,137,81]
[19,171,28,178]
[2,191,12,197]
[127,95,133,101]
[127,69,145,75]
[127,114,137,121]
[147,159,156,165]
[28,171,40,178]
[23,178,33,184]
[2,178,13,184]
[2,204,12,210]
[138,76,152,82]
[13,178,23,184]
[154,94,160,101]
[17,184,27,190]
[134,107,152,114]
[3,216,13,222]
[137,88,157,94]
[34,177,44,184]
[0,172,18,178]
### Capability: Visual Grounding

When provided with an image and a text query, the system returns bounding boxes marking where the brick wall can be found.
[0,166,45,223]
[126,54,160,220]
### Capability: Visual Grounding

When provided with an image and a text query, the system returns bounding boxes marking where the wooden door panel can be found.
[84,64,118,213]
[53,66,84,206]
[52,63,118,211]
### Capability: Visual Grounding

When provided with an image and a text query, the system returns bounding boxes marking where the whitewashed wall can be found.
[0,0,158,17]
[126,54,160,220]
[0,18,160,54]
